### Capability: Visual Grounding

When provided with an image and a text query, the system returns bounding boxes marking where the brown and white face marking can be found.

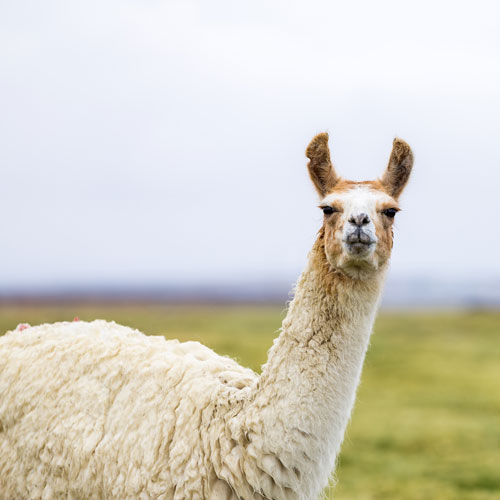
[306,133,413,279]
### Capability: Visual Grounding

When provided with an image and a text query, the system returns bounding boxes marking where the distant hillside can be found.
[1,275,499,309]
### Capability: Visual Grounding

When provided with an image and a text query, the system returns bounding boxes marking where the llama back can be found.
[0,320,257,499]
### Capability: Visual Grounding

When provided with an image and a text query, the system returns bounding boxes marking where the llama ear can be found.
[306,132,339,197]
[381,138,414,199]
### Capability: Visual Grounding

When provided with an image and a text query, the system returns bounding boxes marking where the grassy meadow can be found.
[1,305,499,499]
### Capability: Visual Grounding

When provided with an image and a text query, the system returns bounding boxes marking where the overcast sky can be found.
[1,0,499,290]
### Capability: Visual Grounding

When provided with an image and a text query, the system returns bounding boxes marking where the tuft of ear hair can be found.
[381,138,414,199]
[306,132,339,197]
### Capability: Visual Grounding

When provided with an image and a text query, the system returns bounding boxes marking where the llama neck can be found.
[234,234,387,499]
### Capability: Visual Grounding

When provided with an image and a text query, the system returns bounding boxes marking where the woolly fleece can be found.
[0,320,258,499]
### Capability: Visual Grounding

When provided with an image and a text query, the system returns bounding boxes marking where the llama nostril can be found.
[349,213,370,226]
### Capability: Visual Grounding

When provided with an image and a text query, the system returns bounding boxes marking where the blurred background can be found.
[1,1,499,498]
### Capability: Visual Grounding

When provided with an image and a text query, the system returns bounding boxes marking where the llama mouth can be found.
[343,241,375,256]
[343,228,377,256]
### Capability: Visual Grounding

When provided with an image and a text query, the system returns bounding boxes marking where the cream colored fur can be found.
[0,134,412,499]
[0,248,385,500]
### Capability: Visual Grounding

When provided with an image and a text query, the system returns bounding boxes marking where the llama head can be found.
[306,132,413,279]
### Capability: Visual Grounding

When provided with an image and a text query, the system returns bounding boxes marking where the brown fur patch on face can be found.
[322,213,344,268]
[373,206,395,267]
[306,133,338,196]
[311,227,351,291]
[380,138,413,199]
[323,179,385,195]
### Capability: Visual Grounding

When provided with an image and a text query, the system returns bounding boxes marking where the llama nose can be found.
[349,213,370,227]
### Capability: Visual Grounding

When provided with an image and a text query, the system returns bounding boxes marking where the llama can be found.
[0,133,413,500]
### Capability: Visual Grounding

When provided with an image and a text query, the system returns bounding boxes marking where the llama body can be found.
[0,133,413,499]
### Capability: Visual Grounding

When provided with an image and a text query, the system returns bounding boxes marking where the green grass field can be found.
[1,305,499,499]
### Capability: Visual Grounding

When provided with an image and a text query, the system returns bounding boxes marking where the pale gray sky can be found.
[1,0,499,290]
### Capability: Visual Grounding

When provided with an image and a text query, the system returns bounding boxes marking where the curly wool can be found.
[0,320,257,499]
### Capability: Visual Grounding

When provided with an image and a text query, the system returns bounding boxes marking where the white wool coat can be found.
[0,320,257,499]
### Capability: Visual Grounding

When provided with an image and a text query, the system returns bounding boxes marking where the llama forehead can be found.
[321,185,396,214]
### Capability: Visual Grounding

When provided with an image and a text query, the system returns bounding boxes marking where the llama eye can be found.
[383,208,397,218]
[322,206,336,215]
